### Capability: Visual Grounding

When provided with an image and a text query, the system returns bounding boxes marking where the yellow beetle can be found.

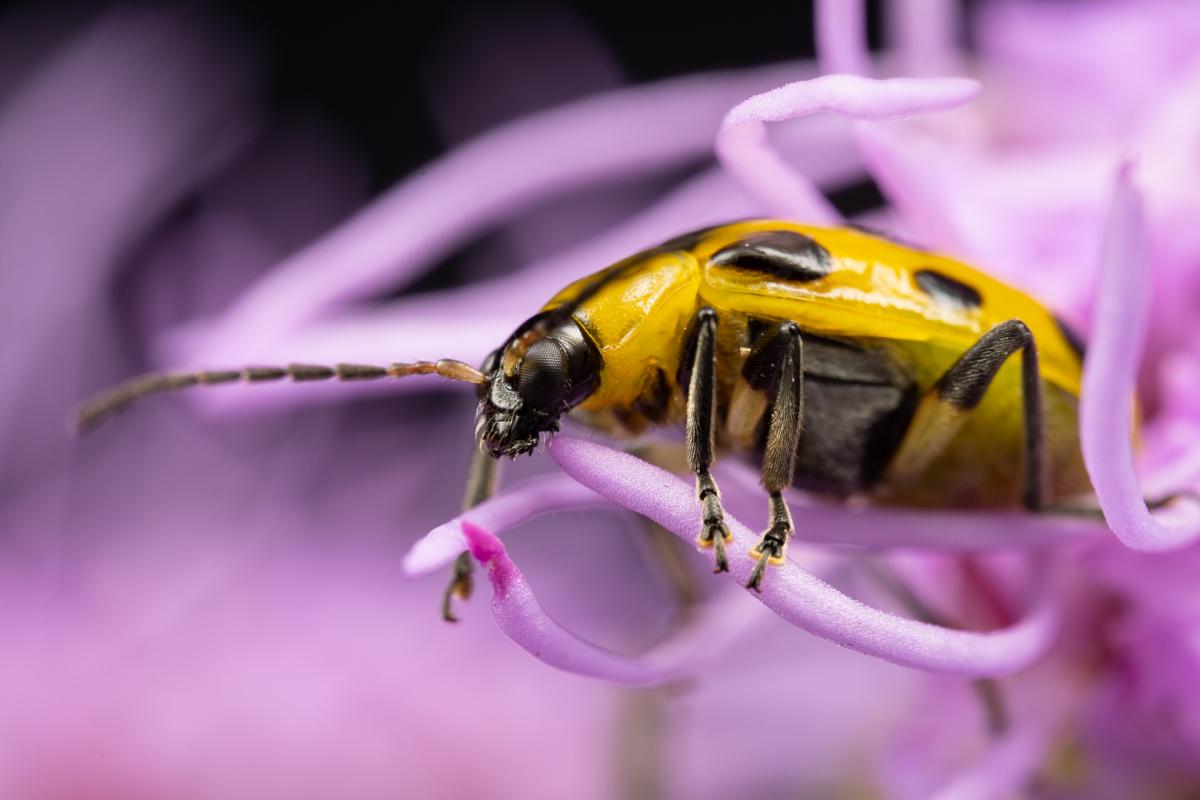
[77,220,1090,613]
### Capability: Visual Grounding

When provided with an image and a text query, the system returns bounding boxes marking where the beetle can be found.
[77,220,1093,618]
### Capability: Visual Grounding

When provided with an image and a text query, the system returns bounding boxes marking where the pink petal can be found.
[1141,420,1200,500]
[1082,162,1200,550]
[852,122,976,257]
[929,727,1048,800]
[549,437,1060,677]
[854,121,1114,313]
[889,0,963,77]
[816,0,871,77]
[717,74,980,221]
[405,451,1102,580]
[403,475,607,576]
[0,9,254,473]
[461,521,755,686]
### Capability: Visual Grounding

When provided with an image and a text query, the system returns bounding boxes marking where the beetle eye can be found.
[518,338,569,409]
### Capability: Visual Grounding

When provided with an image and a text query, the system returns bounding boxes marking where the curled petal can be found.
[404,456,1101,580]
[1082,162,1200,550]
[549,437,1059,677]
[929,727,1048,800]
[403,475,607,576]
[461,521,756,686]
[717,74,980,221]
[816,0,871,77]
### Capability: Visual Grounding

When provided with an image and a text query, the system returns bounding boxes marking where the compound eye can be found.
[518,338,569,410]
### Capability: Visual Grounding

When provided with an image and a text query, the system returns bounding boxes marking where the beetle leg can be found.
[442,445,499,622]
[745,323,805,592]
[885,320,1046,511]
[682,308,733,573]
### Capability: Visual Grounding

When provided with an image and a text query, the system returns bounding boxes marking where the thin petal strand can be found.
[405,452,1099,579]
[716,74,980,221]
[1082,162,1200,550]
[816,0,871,77]
[461,521,754,686]
[890,0,962,77]
[549,437,1059,677]
[403,476,607,576]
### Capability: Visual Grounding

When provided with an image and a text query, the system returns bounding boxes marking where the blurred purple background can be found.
[3,1,1200,797]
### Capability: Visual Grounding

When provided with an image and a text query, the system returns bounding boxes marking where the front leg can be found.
[681,308,733,573]
[442,445,498,621]
[744,322,805,592]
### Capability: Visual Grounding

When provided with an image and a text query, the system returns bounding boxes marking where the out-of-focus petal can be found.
[462,521,754,686]
[888,0,962,77]
[816,0,871,77]
[0,8,256,478]
[165,167,758,411]
[717,74,979,221]
[975,0,1200,146]
[403,475,606,576]
[186,61,820,356]
[1082,163,1200,551]
[929,727,1048,800]
[549,437,1059,677]
[854,121,1115,306]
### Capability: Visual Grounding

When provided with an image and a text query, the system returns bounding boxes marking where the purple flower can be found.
[6,1,1200,797]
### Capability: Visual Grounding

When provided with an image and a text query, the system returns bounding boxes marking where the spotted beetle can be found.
[77,220,1093,615]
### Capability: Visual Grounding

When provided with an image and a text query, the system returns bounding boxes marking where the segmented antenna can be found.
[75,359,486,435]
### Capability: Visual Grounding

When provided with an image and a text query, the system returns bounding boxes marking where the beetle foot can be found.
[696,519,732,573]
[441,551,474,622]
[695,472,732,573]
[746,525,789,592]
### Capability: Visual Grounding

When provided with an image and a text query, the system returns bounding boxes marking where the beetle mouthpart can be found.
[475,406,541,459]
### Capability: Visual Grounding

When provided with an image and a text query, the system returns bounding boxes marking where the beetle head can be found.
[475,315,600,458]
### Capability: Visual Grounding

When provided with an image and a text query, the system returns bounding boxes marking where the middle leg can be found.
[745,322,805,592]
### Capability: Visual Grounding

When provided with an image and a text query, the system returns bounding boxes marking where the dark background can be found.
[212,0,915,192]
[0,0,990,233]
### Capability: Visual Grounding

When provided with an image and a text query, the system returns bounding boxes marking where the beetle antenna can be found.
[74,359,486,436]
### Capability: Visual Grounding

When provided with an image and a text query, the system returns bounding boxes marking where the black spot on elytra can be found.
[710,231,832,282]
[914,269,982,310]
